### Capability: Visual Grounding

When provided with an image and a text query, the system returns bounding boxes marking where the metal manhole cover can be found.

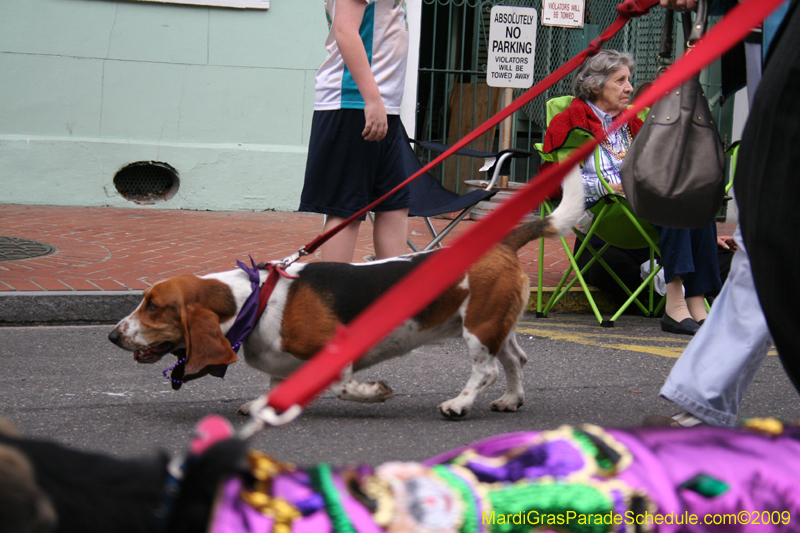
[0,236,57,261]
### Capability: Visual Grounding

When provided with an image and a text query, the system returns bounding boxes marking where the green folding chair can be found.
[724,141,739,197]
[533,96,663,326]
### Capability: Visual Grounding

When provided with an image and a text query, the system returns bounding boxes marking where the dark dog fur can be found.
[0,419,57,533]
[0,418,248,533]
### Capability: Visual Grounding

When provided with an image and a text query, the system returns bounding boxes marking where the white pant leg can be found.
[660,226,773,427]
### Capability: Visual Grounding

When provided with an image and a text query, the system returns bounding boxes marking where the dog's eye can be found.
[146,302,158,312]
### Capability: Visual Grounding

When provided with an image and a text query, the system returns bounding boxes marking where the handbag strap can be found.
[685,0,710,47]
[659,9,675,62]
[660,0,710,66]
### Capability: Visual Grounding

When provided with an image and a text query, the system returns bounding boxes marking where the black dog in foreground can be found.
[0,418,248,533]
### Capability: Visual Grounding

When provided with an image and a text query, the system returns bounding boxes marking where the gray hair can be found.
[571,50,636,102]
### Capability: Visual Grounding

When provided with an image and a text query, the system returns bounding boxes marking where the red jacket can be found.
[542,97,643,154]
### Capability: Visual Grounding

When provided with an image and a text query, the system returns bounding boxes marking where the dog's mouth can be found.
[133,342,175,364]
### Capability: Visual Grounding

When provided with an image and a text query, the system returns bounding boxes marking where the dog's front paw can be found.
[438,399,470,419]
[236,401,253,416]
[490,395,524,412]
[334,379,394,403]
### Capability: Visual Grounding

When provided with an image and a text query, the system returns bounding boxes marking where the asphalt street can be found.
[1,315,798,467]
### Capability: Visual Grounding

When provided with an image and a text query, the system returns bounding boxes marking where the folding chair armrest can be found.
[496,148,533,158]
[598,172,616,195]
[535,128,594,165]
[411,138,495,159]
[411,138,500,180]
[724,141,740,194]
[411,138,532,190]
[533,143,558,163]
[484,149,533,190]
[535,144,572,164]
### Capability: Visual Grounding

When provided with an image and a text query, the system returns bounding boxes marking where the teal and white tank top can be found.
[314,0,409,114]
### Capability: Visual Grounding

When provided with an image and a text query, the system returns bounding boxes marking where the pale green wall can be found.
[0,0,327,211]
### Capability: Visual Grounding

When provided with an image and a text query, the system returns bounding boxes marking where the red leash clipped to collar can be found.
[255,262,298,319]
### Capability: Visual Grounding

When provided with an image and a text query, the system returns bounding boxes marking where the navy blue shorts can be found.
[299,109,412,220]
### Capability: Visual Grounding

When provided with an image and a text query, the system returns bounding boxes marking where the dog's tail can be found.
[502,164,585,252]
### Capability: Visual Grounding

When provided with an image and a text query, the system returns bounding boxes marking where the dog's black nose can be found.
[108,329,121,345]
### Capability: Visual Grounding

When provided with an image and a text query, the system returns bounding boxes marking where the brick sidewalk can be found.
[0,204,584,293]
[0,204,737,309]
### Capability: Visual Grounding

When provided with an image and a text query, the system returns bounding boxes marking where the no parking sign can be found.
[487,5,538,89]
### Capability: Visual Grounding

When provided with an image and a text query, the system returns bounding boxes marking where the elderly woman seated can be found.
[542,50,721,335]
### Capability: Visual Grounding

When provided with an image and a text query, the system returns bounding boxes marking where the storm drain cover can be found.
[0,237,57,261]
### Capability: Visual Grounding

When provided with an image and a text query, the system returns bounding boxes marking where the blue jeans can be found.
[660,226,773,427]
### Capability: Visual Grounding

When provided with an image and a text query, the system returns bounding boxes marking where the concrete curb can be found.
[0,291,143,325]
[0,286,618,326]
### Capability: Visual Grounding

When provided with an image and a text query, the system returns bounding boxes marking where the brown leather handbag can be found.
[620,0,726,229]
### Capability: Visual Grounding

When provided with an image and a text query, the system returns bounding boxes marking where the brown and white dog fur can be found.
[108,166,584,419]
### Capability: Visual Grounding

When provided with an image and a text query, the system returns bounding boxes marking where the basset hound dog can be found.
[108,167,585,419]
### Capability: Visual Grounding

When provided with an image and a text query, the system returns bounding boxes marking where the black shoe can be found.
[661,314,700,335]
[697,319,705,326]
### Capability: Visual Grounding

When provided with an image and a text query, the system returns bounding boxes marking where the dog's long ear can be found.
[181,305,238,379]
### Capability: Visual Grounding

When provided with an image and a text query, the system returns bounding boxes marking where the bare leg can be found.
[321,216,362,263]
[373,208,409,259]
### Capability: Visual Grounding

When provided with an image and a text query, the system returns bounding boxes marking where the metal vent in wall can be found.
[113,161,180,203]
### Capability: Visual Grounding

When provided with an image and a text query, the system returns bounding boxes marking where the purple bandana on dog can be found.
[225,256,263,354]
[203,257,296,382]
[208,257,264,380]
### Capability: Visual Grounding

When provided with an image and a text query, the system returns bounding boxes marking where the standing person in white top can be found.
[299,0,413,263]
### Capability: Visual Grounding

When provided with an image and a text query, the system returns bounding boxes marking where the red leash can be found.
[255,262,298,319]
[257,0,785,420]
